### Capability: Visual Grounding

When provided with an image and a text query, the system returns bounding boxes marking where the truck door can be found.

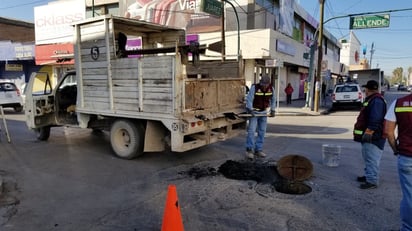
[24,72,56,130]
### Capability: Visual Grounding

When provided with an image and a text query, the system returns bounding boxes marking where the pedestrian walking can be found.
[284,83,293,105]
[385,93,412,231]
[245,74,276,159]
[353,80,387,189]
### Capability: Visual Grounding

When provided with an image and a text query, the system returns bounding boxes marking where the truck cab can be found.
[25,71,78,140]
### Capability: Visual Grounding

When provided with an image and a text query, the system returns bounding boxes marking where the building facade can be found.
[0,17,38,89]
[1,0,344,106]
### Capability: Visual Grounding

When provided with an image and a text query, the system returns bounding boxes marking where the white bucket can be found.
[322,144,341,167]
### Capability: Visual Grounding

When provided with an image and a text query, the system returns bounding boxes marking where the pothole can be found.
[180,155,313,195]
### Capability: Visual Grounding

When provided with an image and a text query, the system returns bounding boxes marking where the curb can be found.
[276,108,331,116]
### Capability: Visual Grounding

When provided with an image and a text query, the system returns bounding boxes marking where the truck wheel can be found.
[35,126,50,141]
[110,120,144,159]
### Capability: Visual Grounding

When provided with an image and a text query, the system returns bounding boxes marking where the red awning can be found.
[35,43,74,65]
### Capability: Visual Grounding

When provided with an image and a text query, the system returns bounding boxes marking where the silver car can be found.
[0,82,24,112]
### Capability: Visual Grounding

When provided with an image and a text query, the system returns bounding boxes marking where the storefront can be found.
[0,41,38,90]
[34,43,75,86]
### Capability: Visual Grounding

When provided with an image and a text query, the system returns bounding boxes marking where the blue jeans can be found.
[398,155,412,231]
[246,115,267,152]
[361,143,383,185]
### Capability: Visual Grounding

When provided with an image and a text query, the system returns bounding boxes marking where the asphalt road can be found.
[0,90,406,231]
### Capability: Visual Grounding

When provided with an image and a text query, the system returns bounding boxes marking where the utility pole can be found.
[369,42,375,68]
[314,0,325,112]
[304,42,316,109]
[221,0,225,61]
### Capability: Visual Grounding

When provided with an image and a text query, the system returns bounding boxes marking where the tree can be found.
[392,67,404,84]
[408,66,412,84]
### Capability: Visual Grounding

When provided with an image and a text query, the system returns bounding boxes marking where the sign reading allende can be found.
[201,0,222,17]
[350,14,390,29]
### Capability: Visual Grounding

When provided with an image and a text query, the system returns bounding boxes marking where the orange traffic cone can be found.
[161,184,184,231]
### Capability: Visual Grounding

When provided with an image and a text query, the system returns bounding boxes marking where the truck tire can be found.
[110,120,144,159]
[35,126,51,141]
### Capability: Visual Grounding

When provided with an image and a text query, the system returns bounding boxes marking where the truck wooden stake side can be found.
[25,15,246,159]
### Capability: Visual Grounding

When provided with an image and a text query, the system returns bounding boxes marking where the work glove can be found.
[361,133,373,143]
[269,110,275,117]
[246,108,255,117]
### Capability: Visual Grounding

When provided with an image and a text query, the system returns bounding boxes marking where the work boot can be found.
[357,176,366,182]
[245,149,254,159]
[254,151,266,158]
[360,182,377,189]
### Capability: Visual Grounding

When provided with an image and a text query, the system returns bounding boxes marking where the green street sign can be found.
[201,0,223,17]
[350,14,390,29]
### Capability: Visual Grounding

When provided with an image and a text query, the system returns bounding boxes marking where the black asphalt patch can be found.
[180,159,312,195]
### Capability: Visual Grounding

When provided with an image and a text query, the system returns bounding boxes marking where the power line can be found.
[0,0,49,10]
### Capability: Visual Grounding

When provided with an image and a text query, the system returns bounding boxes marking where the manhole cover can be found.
[277,155,313,181]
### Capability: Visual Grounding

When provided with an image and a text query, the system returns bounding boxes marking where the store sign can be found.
[5,64,23,71]
[265,59,283,67]
[350,14,390,29]
[34,0,86,45]
[276,39,296,56]
[15,45,34,59]
[201,0,222,17]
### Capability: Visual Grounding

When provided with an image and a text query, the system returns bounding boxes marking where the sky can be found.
[297,0,412,76]
[1,0,412,76]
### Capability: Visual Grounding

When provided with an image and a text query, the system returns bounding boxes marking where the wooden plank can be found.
[186,61,240,78]
[82,68,109,76]
[113,91,139,98]
[112,68,139,79]
[83,75,108,81]
[218,80,245,109]
[83,90,110,98]
[112,79,139,86]
[81,39,107,48]
[111,58,139,69]
[83,86,108,92]
[82,61,109,69]
[84,101,110,110]
[185,81,218,110]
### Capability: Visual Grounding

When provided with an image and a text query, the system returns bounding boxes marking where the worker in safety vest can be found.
[385,93,412,231]
[353,80,386,189]
[245,74,276,159]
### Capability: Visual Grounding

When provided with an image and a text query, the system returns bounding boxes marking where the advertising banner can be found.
[34,0,86,45]
[0,41,34,60]
[119,0,221,33]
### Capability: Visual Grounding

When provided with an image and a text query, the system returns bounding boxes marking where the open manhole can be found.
[275,155,313,194]
[181,155,313,195]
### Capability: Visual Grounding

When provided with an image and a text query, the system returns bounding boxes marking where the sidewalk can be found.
[275,97,332,116]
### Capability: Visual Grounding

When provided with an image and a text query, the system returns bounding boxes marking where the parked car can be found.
[398,84,407,91]
[0,82,24,112]
[331,83,363,109]
[407,85,412,92]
